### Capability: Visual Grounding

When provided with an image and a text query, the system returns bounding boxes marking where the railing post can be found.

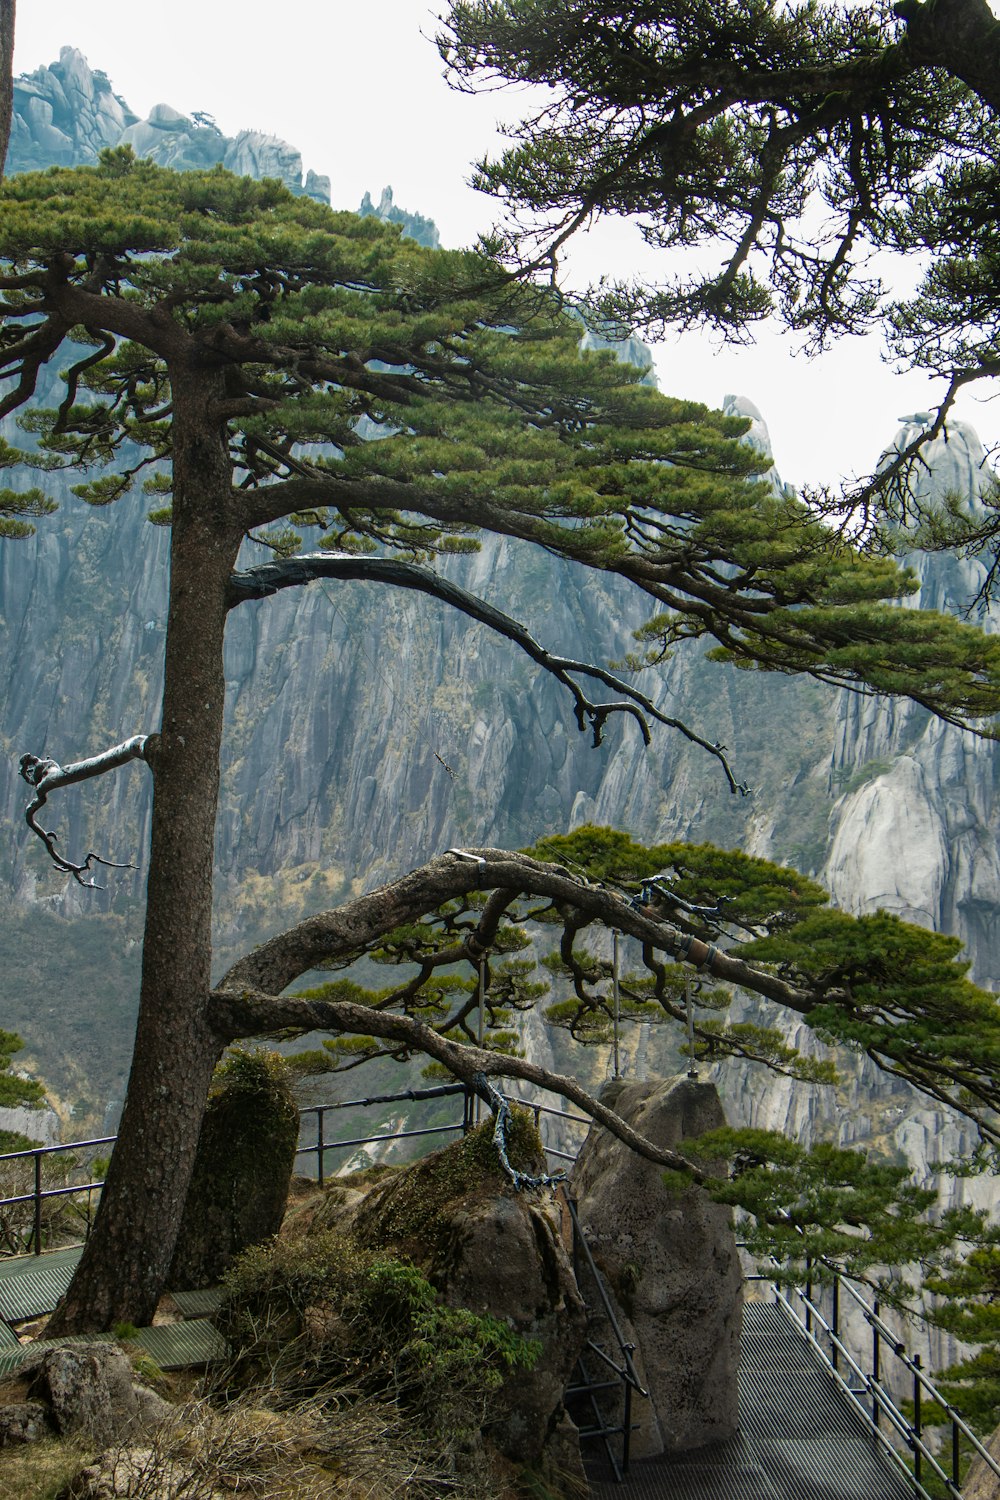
[872,1299,881,1433]
[623,1377,633,1473]
[805,1258,813,1336]
[32,1151,42,1255]
[914,1353,923,1488]
[832,1277,840,1373]
[953,1416,961,1493]
[316,1108,326,1188]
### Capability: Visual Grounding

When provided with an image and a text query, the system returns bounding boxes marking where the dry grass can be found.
[0,1392,509,1500]
[0,1435,91,1500]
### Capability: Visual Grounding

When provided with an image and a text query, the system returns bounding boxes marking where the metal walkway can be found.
[0,1245,224,1372]
[587,1301,915,1500]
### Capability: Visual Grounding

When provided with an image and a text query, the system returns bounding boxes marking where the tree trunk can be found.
[0,1,14,180]
[48,371,242,1334]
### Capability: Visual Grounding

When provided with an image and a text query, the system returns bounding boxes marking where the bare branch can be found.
[18,735,150,888]
[226,552,749,792]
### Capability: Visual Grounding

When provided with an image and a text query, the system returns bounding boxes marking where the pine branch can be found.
[226,551,750,791]
[208,980,707,1179]
[216,847,1000,1138]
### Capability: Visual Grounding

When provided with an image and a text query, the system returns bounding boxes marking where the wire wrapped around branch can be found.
[18,734,150,888]
[471,1070,567,1191]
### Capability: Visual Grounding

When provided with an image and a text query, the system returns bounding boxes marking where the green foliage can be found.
[218,1228,538,1441]
[3,155,1000,723]
[527,825,830,931]
[0,1029,45,1113]
[439,0,995,369]
[682,1126,977,1292]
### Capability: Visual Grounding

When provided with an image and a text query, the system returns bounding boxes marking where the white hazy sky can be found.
[12,2,998,491]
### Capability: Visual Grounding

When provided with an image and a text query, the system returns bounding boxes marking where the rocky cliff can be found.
[9,47,330,200]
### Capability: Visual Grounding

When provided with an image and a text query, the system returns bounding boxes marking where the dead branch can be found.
[226,552,749,792]
[18,735,149,888]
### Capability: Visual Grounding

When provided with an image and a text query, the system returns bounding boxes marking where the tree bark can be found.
[896,0,1000,115]
[48,369,242,1334]
[0,1,14,181]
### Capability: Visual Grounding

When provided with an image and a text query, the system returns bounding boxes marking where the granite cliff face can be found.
[9,47,330,201]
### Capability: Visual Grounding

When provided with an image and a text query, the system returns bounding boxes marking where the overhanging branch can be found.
[227,551,749,792]
[18,735,150,888]
[207,982,707,1179]
[216,847,1000,1137]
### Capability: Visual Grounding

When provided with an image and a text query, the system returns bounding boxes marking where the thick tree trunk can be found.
[48,372,241,1334]
[897,0,1000,114]
[0,1,14,180]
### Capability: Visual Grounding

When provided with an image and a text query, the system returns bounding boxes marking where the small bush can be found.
[217,1230,538,1447]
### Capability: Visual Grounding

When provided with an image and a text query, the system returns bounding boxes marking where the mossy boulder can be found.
[329,1116,587,1476]
[169,1049,299,1289]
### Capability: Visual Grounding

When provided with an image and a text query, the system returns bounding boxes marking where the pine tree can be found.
[5,153,1000,1330]
[439,0,1000,527]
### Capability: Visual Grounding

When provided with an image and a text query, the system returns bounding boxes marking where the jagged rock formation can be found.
[9,47,330,201]
[333,1127,588,1480]
[358,185,440,248]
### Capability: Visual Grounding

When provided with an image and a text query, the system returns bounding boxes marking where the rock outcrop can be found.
[17,1343,170,1446]
[169,1052,300,1290]
[8,47,329,201]
[570,1076,743,1458]
[341,1125,587,1477]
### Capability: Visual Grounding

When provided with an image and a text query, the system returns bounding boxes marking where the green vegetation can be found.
[218,1228,538,1447]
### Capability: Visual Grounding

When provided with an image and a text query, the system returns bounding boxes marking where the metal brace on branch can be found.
[472,1070,567,1191]
[18,735,149,888]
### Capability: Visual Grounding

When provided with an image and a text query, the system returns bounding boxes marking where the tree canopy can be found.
[439,0,1000,520]
[4,152,1000,740]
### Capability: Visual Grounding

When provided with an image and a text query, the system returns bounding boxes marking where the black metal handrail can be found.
[0,1084,591,1255]
[751,1262,1000,1499]
[564,1190,647,1480]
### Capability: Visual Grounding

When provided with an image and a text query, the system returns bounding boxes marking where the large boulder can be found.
[570,1075,743,1459]
[169,1050,300,1289]
[20,1343,170,1446]
[962,1423,1000,1500]
[332,1117,588,1484]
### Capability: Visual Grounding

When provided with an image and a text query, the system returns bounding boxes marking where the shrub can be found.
[217,1230,538,1447]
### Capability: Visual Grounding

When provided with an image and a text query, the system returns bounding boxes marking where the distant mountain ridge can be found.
[9,45,332,200]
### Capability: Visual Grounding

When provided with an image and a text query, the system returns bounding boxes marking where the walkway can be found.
[0,1245,223,1373]
[586,1301,916,1500]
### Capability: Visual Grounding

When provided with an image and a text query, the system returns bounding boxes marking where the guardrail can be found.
[753,1263,1000,1499]
[0,1083,591,1255]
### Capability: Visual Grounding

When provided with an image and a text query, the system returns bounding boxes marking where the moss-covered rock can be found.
[329,1117,587,1478]
[169,1049,299,1290]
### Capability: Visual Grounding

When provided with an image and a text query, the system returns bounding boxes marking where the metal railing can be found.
[0,1084,591,1256]
[753,1263,1000,1499]
[297,1082,473,1186]
[564,1191,647,1481]
[0,1134,114,1256]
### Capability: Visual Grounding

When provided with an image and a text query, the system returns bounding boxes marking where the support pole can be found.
[686,980,698,1078]
[612,930,621,1079]
[475,956,486,1123]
